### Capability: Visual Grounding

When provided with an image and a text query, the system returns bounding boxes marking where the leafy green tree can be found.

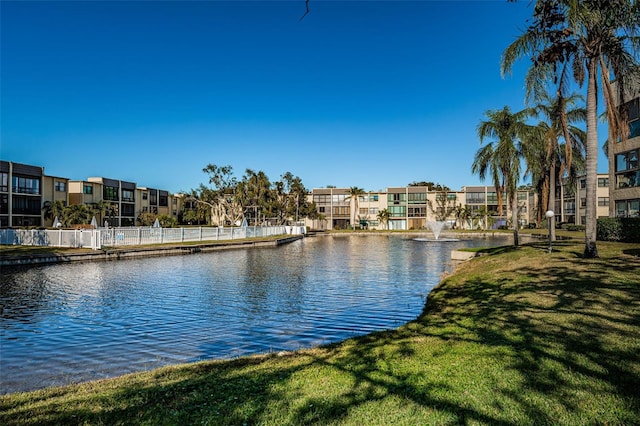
[270,172,312,225]
[473,106,533,246]
[138,212,157,227]
[157,214,177,228]
[237,169,273,225]
[190,164,240,226]
[427,191,457,222]
[408,181,450,191]
[502,0,640,257]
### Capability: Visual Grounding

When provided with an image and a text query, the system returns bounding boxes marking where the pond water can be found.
[0,234,510,394]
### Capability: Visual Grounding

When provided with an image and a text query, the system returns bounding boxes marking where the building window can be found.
[54,181,66,192]
[142,192,148,200]
[83,184,93,195]
[408,207,426,217]
[598,197,609,207]
[615,149,640,188]
[12,196,41,215]
[620,98,640,139]
[0,194,8,214]
[0,172,8,192]
[122,190,135,202]
[581,198,587,207]
[466,192,485,204]
[12,176,40,194]
[487,192,505,204]
[388,205,406,217]
[104,186,119,201]
[388,193,406,204]
[616,171,640,189]
[598,177,609,187]
[616,149,639,172]
[564,201,576,214]
[332,206,349,215]
[122,203,135,216]
[408,193,426,204]
[580,179,586,189]
[332,194,347,204]
[615,199,640,217]
[159,195,168,207]
[318,206,325,213]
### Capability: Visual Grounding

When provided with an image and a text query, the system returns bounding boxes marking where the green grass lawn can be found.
[2,240,639,425]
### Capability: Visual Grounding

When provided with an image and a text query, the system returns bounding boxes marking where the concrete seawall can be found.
[0,235,304,267]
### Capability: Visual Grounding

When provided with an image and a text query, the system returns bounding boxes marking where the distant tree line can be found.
[184,164,318,226]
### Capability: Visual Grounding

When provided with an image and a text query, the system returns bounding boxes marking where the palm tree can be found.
[524,91,586,239]
[473,106,533,246]
[42,200,66,226]
[63,204,92,227]
[453,204,472,230]
[376,208,390,230]
[346,187,366,230]
[502,0,640,257]
[91,200,116,226]
[473,205,490,230]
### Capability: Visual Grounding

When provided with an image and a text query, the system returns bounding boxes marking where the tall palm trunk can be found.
[548,155,557,242]
[511,195,519,247]
[584,61,599,258]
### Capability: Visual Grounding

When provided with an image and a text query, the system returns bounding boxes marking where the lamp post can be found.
[545,210,554,253]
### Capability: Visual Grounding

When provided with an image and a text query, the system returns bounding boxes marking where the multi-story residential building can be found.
[0,161,70,228]
[307,186,536,231]
[554,174,610,225]
[137,187,171,217]
[74,177,138,227]
[1,160,181,228]
[609,81,640,218]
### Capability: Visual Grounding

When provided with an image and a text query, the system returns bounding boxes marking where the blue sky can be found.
[1,0,609,194]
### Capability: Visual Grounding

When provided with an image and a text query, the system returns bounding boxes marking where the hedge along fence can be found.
[597,217,640,242]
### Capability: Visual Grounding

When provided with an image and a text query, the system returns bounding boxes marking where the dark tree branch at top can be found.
[300,0,310,21]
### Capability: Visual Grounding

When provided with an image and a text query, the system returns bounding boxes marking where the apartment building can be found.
[306,186,536,231]
[609,81,640,218]
[554,174,610,225]
[1,160,181,228]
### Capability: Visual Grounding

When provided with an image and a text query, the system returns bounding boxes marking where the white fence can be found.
[0,226,305,250]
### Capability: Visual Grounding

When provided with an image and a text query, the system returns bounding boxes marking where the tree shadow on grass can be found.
[416,246,640,424]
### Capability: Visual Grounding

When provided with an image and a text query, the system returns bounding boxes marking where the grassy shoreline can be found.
[2,239,639,425]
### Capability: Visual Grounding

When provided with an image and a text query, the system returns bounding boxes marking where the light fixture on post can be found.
[545,210,554,253]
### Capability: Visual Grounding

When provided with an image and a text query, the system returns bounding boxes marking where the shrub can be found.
[596,217,640,242]
[597,218,622,241]
[619,217,640,243]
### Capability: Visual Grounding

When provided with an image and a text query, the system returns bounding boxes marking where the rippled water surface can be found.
[1,235,508,393]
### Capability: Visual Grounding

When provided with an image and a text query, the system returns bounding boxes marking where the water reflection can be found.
[0,234,510,393]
